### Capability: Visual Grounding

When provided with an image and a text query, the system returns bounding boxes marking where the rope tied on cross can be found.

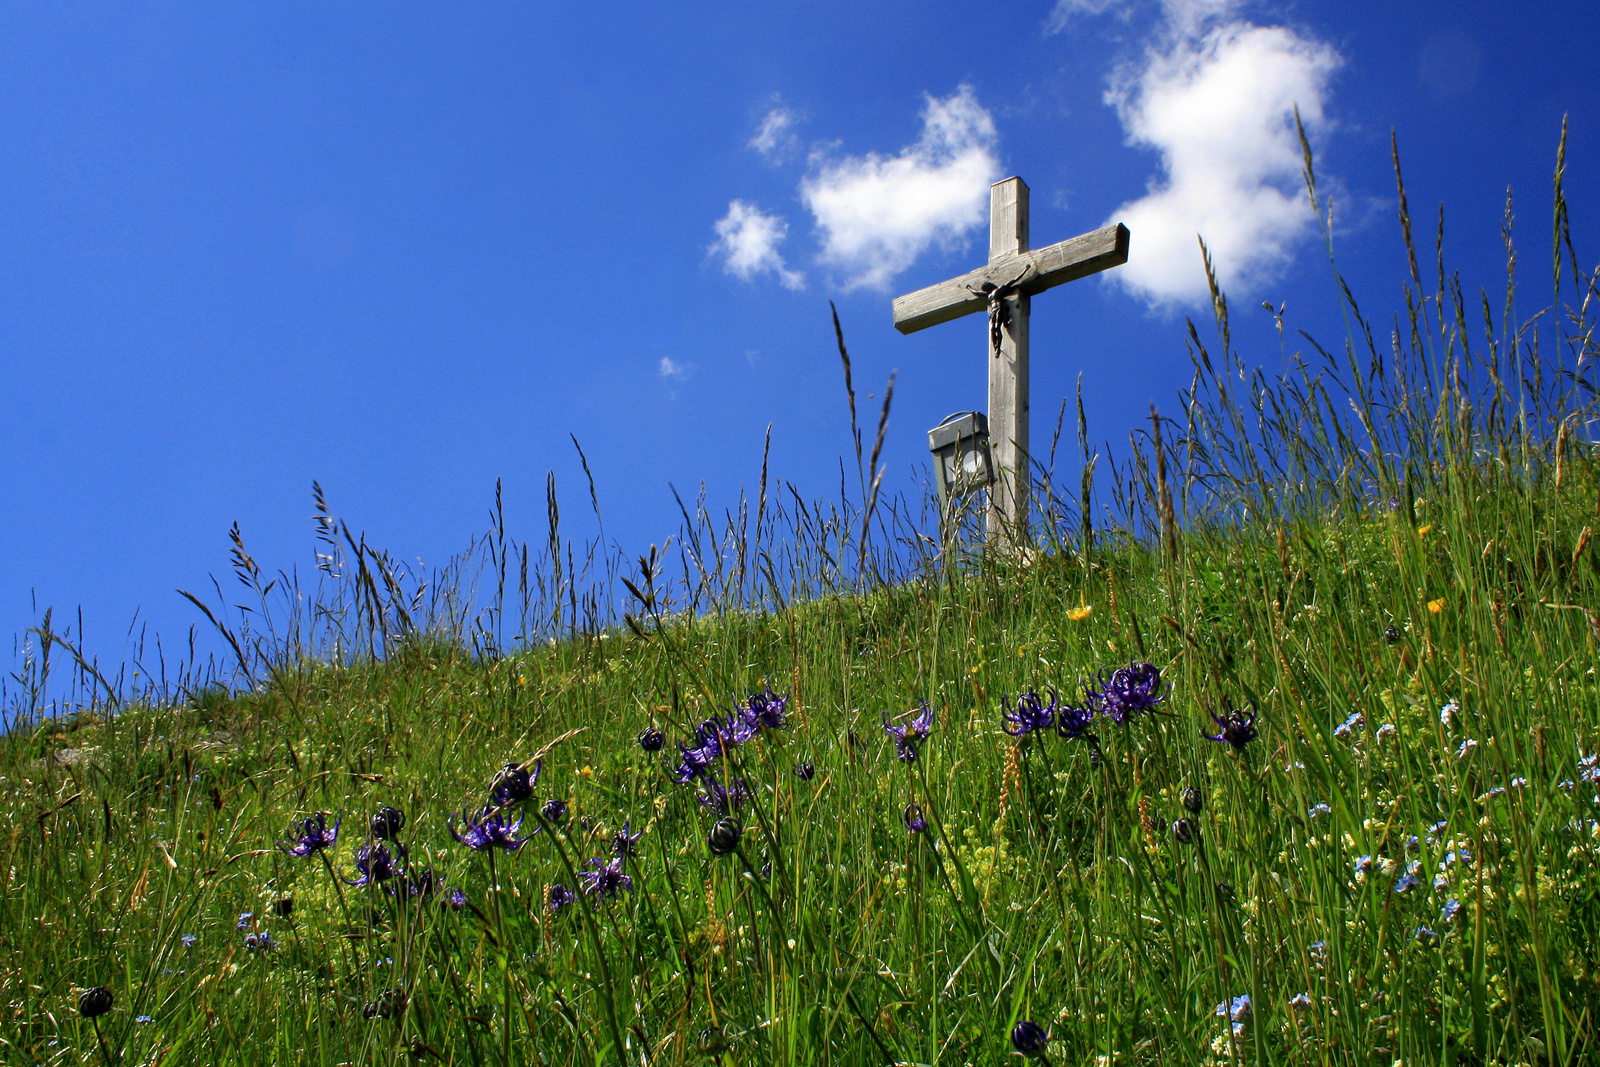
[968,265,1033,358]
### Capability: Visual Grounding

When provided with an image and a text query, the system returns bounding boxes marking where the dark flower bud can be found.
[78,987,114,1018]
[489,762,534,807]
[1181,786,1204,814]
[371,806,406,840]
[904,803,927,835]
[794,761,815,781]
[1214,881,1235,902]
[1172,818,1197,844]
[707,818,742,856]
[1011,1020,1049,1058]
[274,896,294,918]
[363,989,407,1020]
[1383,624,1402,645]
[638,727,665,752]
[541,798,568,825]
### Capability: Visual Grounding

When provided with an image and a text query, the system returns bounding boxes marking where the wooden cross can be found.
[893,177,1129,543]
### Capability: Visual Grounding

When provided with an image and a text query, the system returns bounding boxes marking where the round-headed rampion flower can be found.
[370,806,406,840]
[1010,1019,1049,1058]
[1181,786,1204,814]
[637,727,665,752]
[391,866,441,902]
[277,811,341,858]
[1002,689,1057,736]
[883,701,935,762]
[344,841,404,887]
[78,987,114,1018]
[1172,818,1196,845]
[540,798,568,825]
[578,857,633,900]
[697,778,751,815]
[1055,702,1094,740]
[794,761,816,781]
[1093,662,1165,723]
[1383,624,1402,645]
[903,802,926,835]
[547,883,576,914]
[673,741,717,784]
[450,805,532,852]
[611,819,642,858]
[448,888,468,910]
[489,760,540,807]
[1202,701,1258,751]
[738,687,789,735]
[708,817,742,856]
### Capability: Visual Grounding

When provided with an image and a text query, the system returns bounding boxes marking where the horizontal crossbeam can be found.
[891,222,1130,335]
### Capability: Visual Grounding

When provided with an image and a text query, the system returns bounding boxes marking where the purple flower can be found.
[673,741,717,784]
[578,857,633,900]
[1010,1020,1048,1058]
[540,797,568,825]
[738,687,790,734]
[611,819,642,858]
[344,841,404,887]
[1055,703,1094,740]
[450,805,532,852]
[794,761,816,781]
[489,760,540,807]
[903,802,926,835]
[1441,898,1462,923]
[697,778,751,815]
[547,883,576,914]
[447,888,467,910]
[243,931,275,953]
[236,912,254,930]
[1091,662,1165,723]
[883,701,935,762]
[277,812,341,858]
[390,866,441,902]
[637,727,665,752]
[1202,700,1258,751]
[180,934,197,949]
[1002,689,1057,736]
[369,806,406,840]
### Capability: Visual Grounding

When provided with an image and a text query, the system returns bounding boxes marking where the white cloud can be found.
[709,200,804,289]
[799,86,1002,291]
[1093,2,1341,307]
[658,356,686,379]
[1045,0,1127,33]
[750,104,800,162]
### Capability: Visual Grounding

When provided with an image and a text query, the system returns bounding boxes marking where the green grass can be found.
[4,128,1600,1066]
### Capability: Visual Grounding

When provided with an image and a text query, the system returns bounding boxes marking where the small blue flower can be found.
[1202,700,1258,751]
[276,812,340,858]
[236,912,255,931]
[547,883,576,914]
[450,805,532,852]
[180,934,197,949]
[1393,871,1421,894]
[448,888,467,910]
[135,1015,153,1024]
[1307,803,1332,818]
[1415,926,1439,946]
[1333,711,1363,739]
[1352,855,1374,878]
[1001,689,1057,736]
[611,819,642,858]
[883,701,935,762]
[243,931,275,953]
[1441,898,1463,923]
[1288,992,1312,1011]
[577,857,633,900]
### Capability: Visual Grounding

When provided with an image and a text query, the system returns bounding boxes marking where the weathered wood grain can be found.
[891,222,1130,335]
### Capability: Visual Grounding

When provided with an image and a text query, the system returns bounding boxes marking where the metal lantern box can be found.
[928,411,995,510]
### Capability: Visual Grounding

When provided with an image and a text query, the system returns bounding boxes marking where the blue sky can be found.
[4,1,1598,700]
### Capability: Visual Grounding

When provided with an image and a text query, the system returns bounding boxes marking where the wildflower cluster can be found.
[998,662,1167,754]
[671,687,791,786]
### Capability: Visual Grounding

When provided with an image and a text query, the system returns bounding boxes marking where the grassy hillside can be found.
[5,134,1600,1066]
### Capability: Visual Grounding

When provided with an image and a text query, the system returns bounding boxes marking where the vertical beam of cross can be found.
[892,178,1130,548]
[988,177,1030,543]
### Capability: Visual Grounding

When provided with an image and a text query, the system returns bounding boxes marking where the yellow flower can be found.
[1428,597,1446,614]
[1417,524,1433,536]
[1067,605,1092,622]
